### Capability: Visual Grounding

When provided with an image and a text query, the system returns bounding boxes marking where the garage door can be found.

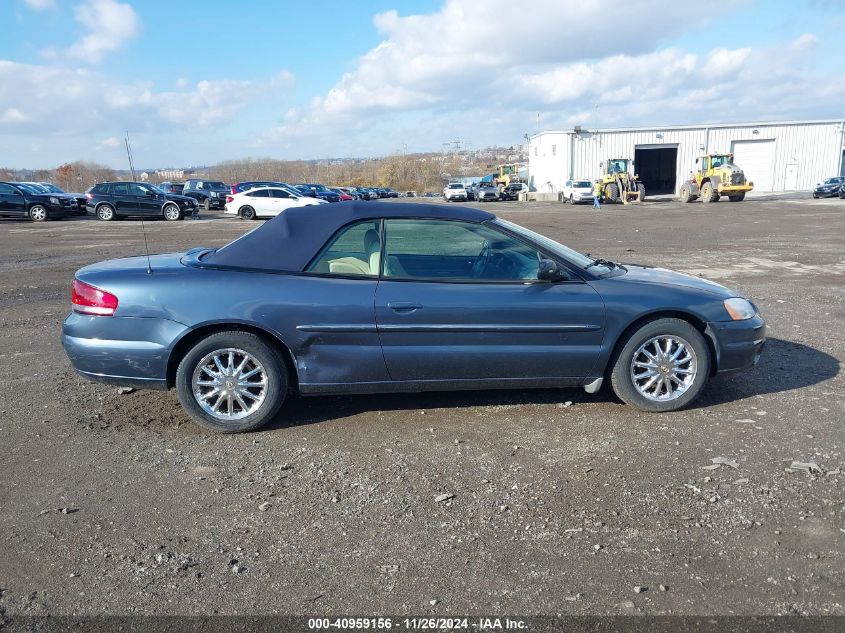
[732,139,775,192]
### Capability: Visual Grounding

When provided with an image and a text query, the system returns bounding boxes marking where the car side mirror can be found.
[538,258,567,282]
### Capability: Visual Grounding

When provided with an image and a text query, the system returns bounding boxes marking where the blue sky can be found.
[1,0,843,168]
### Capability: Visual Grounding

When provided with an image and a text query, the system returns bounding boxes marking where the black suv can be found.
[85,182,198,221]
[181,179,230,210]
[0,182,72,221]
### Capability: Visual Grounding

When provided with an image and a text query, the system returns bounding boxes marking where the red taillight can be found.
[226,195,233,203]
[71,279,118,316]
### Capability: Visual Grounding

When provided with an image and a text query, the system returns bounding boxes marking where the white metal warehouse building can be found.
[527,120,845,196]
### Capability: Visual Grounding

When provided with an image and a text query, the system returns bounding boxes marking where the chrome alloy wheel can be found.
[191,348,268,420]
[163,204,181,220]
[630,335,697,402]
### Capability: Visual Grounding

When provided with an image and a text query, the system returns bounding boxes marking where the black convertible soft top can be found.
[202,201,496,272]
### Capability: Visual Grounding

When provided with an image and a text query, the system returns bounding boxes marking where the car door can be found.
[0,184,27,217]
[245,188,272,216]
[130,183,162,216]
[268,188,297,215]
[107,183,137,215]
[374,218,606,383]
[296,219,388,389]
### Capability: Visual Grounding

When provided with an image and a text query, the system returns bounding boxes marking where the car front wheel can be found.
[29,205,48,221]
[175,331,288,433]
[163,204,183,221]
[609,318,711,412]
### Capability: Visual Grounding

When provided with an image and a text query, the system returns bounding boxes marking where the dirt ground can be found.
[0,195,843,618]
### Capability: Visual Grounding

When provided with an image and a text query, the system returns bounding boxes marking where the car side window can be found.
[112,184,129,196]
[382,219,541,282]
[269,189,291,198]
[248,189,269,198]
[128,184,148,196]
[0,184,17,194]
[307,220,382,277]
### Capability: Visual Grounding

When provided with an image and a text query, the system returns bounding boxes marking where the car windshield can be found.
[573,181,591,188]
[147,184,166,194]
[823,178,842,185]
[39,183,64,193]
[16,183,43,194]
[493,219,613,274]
[448,184,464,189]
[203,181,228,190]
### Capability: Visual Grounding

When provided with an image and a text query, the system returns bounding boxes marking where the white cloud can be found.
[97,136,120,149]
[0,60,295,163]
[0,108,28,124]
[67,0,140,64]
[23,0,57,10]
[266,1,841,158]
[790,33,818,51]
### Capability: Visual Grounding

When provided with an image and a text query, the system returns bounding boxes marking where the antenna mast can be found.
[124,131,136,182]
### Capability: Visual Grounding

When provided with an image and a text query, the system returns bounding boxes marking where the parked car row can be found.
[0,181,81,220]
[443,181,530,202]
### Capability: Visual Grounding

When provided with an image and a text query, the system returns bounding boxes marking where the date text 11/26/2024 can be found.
[307,617,527,630]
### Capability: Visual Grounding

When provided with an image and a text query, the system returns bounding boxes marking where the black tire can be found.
[175,330,288,433]
[605,182,619,203]
[569,194,574,204]
[29,205,48,222]
[701,181,719,203]
[96,204,116,221]
[204,197,211,212]
[728,193,746,202]
[679,182,693,203]
[163,203,183,221]
[239,206,256,220]
[636,182,645,202]
[609,318,711,412]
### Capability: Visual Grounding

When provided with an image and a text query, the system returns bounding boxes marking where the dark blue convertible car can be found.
[62,202,765,432]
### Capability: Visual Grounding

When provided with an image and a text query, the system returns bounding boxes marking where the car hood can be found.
[167,194,196,203]
[615,264,738,299]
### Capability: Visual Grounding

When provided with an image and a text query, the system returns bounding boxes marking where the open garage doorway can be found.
[635,145,678,195]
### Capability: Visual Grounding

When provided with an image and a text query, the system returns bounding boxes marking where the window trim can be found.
[302,218,384,279]
[379,218,586,285]
[301,216,589,283]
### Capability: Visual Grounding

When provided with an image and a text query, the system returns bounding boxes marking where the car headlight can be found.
[724,297,756,321]
[50,196,59,204]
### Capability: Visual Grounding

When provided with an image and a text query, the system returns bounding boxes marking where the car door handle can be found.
[388,302,422,313]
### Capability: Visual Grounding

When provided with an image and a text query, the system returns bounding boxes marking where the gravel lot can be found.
[0,196,843,618]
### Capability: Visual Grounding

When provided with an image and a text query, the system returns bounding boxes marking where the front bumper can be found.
[718,183,754,194]
[62,313,189,390]
[706,314,766,374]
[813,189,840,198]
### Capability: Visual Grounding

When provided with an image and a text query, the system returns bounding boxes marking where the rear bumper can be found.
[62,313,189,389]
[706,314,766,374]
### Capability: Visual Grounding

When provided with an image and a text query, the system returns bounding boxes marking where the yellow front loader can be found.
[599,158,645,204]
[679,154,754,203]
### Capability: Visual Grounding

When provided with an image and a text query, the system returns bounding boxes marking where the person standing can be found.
[593,180,602,209]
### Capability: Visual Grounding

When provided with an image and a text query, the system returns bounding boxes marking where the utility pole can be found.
[124,131,136,182]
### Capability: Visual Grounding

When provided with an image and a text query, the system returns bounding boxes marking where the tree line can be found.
[1,150,522,193]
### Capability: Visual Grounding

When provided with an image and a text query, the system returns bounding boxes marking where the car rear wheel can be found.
[175,331,288,433]
[163,204,183,221]
[569,194,574,204]
[29,205,48,222]
[204,198,211,212]
[609,318,711,412]
[96,204,115,221]
[239,206,256,220]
